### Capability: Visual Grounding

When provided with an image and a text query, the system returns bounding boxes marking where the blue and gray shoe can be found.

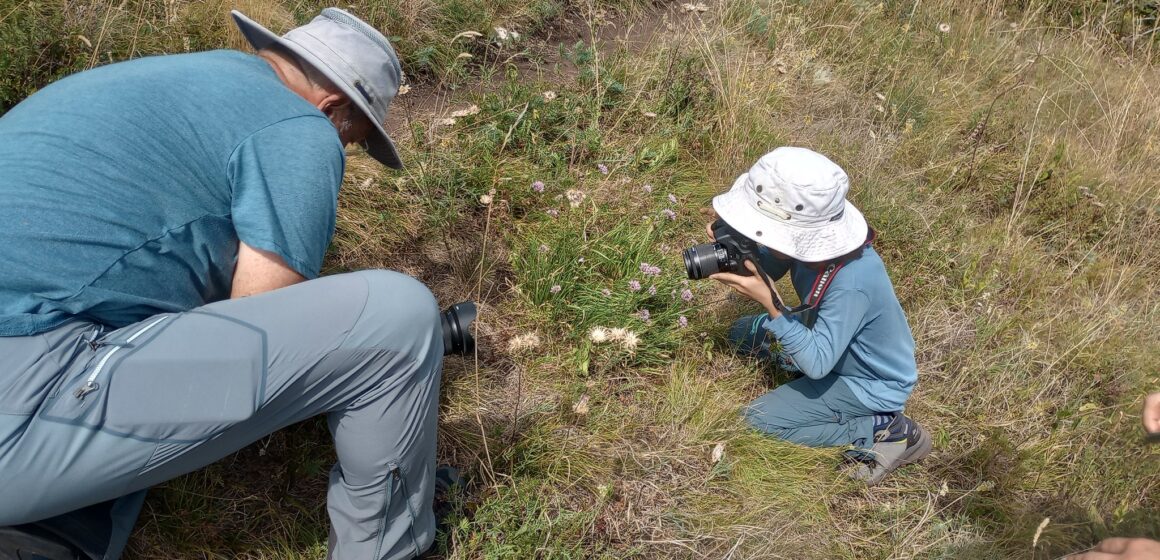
[845,414,932,486]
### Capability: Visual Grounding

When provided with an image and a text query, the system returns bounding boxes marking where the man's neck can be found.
[258,50,318,103]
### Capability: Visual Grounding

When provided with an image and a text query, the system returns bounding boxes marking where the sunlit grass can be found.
[3,0,1157,558]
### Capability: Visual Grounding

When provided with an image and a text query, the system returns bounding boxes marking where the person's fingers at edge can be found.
[1144,394,1160,432]
[1066,553,1120,560]
[1093,538,1135,553]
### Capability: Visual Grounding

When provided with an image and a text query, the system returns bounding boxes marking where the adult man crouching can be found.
[0,8,442,560]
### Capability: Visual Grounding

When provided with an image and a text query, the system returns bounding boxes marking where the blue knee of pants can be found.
[744,375,878,449]
[728,314,774,360]
[728,314,802,372]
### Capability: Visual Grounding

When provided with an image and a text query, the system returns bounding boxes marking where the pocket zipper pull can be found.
[73,381,98,400]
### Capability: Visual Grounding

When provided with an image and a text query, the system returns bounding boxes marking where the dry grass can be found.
[2,0,1157,558]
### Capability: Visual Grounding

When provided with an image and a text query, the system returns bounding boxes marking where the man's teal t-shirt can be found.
[0,50,345,336]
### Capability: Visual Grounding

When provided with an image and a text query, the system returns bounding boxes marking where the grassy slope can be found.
[2,0,1158,558]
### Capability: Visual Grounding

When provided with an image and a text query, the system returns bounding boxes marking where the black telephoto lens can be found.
[440,301,478,356]
[683,243,724,280]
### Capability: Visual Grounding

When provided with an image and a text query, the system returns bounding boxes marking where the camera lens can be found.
[440,301,478,356]
[683,243,725,280]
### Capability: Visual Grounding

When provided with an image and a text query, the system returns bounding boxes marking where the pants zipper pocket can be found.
[390,463,421,557]
[73,316,169,400]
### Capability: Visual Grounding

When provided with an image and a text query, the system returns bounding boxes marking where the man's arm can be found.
[230,241,306,298]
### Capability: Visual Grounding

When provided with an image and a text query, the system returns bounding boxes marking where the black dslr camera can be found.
[440,301,477,355]
[683,219,761,280]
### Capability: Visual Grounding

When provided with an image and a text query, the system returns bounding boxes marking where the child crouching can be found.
[706,147,930,485]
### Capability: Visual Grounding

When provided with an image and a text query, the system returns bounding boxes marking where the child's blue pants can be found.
[729,314,880,449]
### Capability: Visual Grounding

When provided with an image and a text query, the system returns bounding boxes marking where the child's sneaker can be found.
[845,414,931,486]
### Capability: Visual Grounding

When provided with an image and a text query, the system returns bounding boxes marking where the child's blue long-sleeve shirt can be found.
[759,246,917,412]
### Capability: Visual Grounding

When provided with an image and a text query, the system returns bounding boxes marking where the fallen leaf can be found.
[573,394,590,415]
[681,3,709,13]
[711,442,725,464]
[450,105,480,118]
[397,84,412,96]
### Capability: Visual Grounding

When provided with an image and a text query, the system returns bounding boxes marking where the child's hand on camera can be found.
[705,221,716,241]
[711,260,781,318]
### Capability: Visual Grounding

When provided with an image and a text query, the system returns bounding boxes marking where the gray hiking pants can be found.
[0,270,443,560]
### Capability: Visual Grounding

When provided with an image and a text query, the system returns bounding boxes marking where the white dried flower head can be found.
[507,332,541,353]
[480,194,493,205]
[565,189,586,208]
[608,327,629,341]
[938,23,951,33]
[621,330,640,350]
[542,90,557,102]
[589,326,609,343]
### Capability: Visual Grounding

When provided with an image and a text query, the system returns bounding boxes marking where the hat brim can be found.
[712,173,869,262]
[231,10,402,169]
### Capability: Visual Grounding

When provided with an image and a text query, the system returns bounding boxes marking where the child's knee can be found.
[744,394,796,433]
[728,313,771,357]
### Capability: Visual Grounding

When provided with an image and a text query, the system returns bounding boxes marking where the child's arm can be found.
[761,288,870,379]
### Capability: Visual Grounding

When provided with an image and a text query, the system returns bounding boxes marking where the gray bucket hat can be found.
[232,7,403,169]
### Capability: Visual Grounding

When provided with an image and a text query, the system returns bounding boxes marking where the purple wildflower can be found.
[648,285,657,295]
[546,208,559,217]
[550,285,562,294]
[601,288,612,297]
[628,279,641,291]
[539,244,550,254]
[678,316,688,328]
[668,193,678,204]
[597,163,609,175]
[681,289,693,302]
[643,184,653,193]
[532,180,545,193]
[662,208,676,221]
[637,309,651,322]
[640,263,662,276]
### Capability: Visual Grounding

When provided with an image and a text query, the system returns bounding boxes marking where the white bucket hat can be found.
[232,8,404,169]
[712,147,868,262]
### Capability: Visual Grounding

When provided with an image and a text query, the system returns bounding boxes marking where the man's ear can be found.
[316,92,350,116]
